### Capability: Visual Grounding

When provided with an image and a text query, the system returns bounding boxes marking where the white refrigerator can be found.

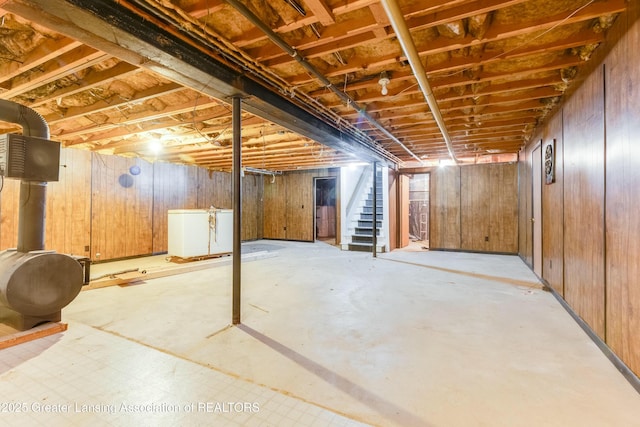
[167,208,233,258]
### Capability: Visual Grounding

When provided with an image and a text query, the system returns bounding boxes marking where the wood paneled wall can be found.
[388,170,398,251]
[541,114,564,295]
[519,4,640,376]
[240,174,263,241]
[0,178,20,249]
[0,148,263,261]
[430,163,517,253]
[152,162,199,254]
[196,167,232,208]
[603,5,640,375]
[263,175,287,239]
[517,150,533,267]
[262,169,338,242]
[1,149,93,256]
[91,154,154,260]
[399,174,410,248]
[286,172,314,241]
[487,164,519,253]
[47,148,92,256]
[460,165,491,251]
[563,66,606,339]
[430,166,461,250]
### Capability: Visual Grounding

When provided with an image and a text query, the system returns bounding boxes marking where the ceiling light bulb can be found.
[378,71,390,96]
[149,140,163,154]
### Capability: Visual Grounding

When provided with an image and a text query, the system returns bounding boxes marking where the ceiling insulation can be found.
[0,0,626,171]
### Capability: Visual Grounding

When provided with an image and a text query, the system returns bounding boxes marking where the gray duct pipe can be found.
[0,100,49,252]
[380,0,458,164]
[223,0,423,165]
[0,101,83,330]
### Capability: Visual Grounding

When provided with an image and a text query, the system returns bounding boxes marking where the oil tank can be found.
[0,249,83,329]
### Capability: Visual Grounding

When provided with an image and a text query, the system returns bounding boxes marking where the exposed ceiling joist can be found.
[0,0,625,170]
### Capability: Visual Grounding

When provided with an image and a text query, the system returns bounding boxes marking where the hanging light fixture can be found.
[378,71,390,96]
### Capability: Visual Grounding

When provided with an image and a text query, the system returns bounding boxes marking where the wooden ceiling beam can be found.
[45,83,185,124]
[264,0,530,67]
[333,76,563,111]
[288,0,621,85]
[1,46,108,99]
[395,137,525,150]
[304,0,335,25]
[59,105,233,145]
[166,143,333,162]
[249,15,380,62]
[304,28,600,95]
[0,36,81,82]
[28,61,139,108]
[392,123,532,140]
[181,0,226,19]
[198,154,351,171]
[227,0,382,48]
[56,98,220,142]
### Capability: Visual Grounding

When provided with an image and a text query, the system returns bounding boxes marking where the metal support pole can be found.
[372,162,378,258]
[232,96,242,325]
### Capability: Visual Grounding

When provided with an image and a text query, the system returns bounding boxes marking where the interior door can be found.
[532,144,543,277]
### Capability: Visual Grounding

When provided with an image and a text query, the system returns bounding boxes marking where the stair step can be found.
[348,242,375,252]
[358,214,382,226]
[354,226,380,234]
[362,206,383,214]
[347,242,385,253]
[365,199,384,206]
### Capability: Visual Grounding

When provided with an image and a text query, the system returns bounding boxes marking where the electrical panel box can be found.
[0,133,60,182]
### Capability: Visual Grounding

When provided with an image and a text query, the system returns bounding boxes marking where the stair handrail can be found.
[345,165,373,227]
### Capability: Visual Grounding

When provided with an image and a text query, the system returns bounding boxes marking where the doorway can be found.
[532,143,542,277]
[314,177,337,244]
[408,173,430,249]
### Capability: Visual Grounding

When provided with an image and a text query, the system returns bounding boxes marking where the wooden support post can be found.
[232,96,242,325]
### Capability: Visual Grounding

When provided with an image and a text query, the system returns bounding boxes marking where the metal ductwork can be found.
[0,100,84,330]
[0,99,49,252]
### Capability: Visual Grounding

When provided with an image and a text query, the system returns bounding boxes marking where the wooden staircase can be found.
[348,171,384,252]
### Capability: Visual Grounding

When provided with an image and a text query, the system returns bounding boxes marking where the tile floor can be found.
[0,321,367,427]
[1,240,640,426]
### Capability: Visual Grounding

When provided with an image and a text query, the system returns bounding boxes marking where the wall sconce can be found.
[378,71,390,96]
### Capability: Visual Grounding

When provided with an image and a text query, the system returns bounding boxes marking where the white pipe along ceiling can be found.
[380,0,459,165]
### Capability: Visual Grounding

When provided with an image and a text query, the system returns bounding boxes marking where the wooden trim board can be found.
[84,250,276,290]
[0,322,68,350]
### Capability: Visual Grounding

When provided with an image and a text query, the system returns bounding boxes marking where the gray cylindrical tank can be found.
[0,249,83,316]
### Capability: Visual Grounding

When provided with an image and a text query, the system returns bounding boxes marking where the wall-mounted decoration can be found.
[544,139,556,185]
[118,173,134,188]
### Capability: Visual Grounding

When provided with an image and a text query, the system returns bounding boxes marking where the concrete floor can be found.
[2,240,640,426]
